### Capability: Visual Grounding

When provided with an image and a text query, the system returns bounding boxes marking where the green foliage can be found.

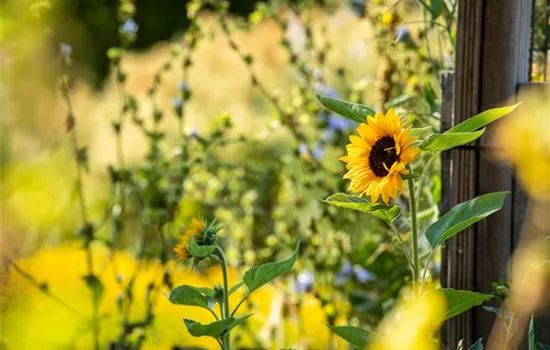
[328,325,372,349]
[183,318,236,338]
[420,129,485,152]
[425,192,510,250]
[187,236,217,259]
[441,289,493,320]
[243,243,299,294]
[168,285,211,310]
[447,103,520,134]
[322,193,401,223]
[316,94,376,124]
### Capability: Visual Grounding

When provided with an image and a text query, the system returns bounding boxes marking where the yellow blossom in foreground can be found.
[368,289,446,350]
[492,89,550,200]
[341,109,420,204]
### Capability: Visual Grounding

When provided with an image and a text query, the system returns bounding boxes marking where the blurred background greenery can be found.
[1,0,455,348]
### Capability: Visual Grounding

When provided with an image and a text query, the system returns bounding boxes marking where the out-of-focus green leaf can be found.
[446,103,520,134]
[243,243,299,294]
[425,192,509,250]
[316,94,376,124]
[442,288,493,320]
[322,193,401,223]
[328,325,372,349]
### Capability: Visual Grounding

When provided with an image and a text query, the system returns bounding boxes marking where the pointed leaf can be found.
[420,129,485,152]
[446,103,520,134]
[228,313,253,331]
[425,192,509,250]
[188,236,216,258]
[183,317,235,338]
[168,285,210,310]
[243,244,299,294]
[442,288,493,320]
[316,94,376,124]
[322,193,401,223]
[529,315,537,350]
[190,286,216,298]
[538,344,550,350]
[228,282,244,296]
[328,325,372,349]
[469,338,484,350]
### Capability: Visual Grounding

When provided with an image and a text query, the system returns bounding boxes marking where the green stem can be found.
[387,222,415,271]
[231,292,250,317]
[408,178,420,298]
[216,246,231,350]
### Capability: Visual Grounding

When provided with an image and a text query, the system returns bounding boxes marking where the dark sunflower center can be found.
[369,136,399,177]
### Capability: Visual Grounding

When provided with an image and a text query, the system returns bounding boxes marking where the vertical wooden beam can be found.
[447,0,484,346]
[474,0,532,340]
[449,0,533,345]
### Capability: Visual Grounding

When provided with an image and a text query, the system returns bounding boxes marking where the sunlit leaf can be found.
[168,285,210,310]
[188,236,216,258]
[322,193,401,223]
[446,103,520,134]
[316,94,376,124]
[183,318,235,339]
[328,325,372,349]
[442,288,493,320]
[425,192,509,250]
[420,129,485,152]
[243,244,299,294]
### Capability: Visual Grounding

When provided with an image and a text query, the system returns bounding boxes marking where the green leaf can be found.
[469,338,484,350]
[168,285,210,310]
[410,126,434,136]
[83,274,104,303]
[187,236,216,258]
[425,192,509,250]
[190,286,216,298]
[322,193,401,223]
[228,313,253,331]
[243,244,299,294]
[446,103,520,134]
[316,94,376,124]
[442,288,493,320]
[429,0,444,19]
[401,173,421,180]
[183,317,235,338]
[328,325,372,349]
[482,306,500,316]
[538,343,550,350]
[228,282,244,296]
[420,129,485,152]
[384,94,413,109]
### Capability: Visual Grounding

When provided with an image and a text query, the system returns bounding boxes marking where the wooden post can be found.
[448,0,533,345]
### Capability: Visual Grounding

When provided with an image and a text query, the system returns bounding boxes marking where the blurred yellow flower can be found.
[368,289,446,350]
[381,12,395,26]
[341,109,420,204]
[493,89,550,200]
[173,218,205,261]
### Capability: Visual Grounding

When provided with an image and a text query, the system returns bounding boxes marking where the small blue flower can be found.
[121,18,139,36]
[179,81,189,91]
[296,271,314,292]
[298,143,309,155]
[312,143,324,160]
[354,266,374,283]
[171,96,183,109]
[60,43,72,57]
[322,129,336,142]
[395,25,409,41]
[350,0,366,17]
[335,262,353,286]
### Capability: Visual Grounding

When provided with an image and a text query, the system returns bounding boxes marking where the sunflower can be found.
[340,109,420,204]
[174,218,205,261]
